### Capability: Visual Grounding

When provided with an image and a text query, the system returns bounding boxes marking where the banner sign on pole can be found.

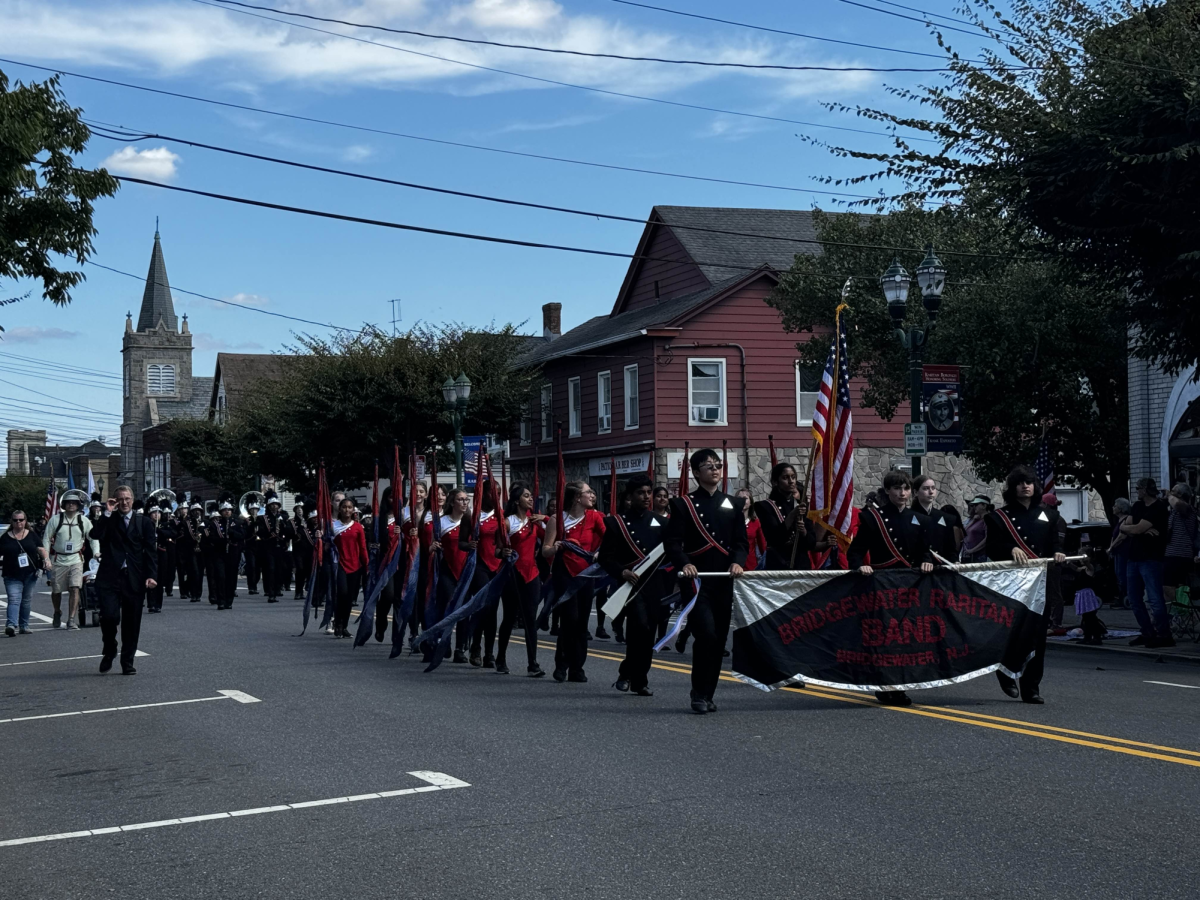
[922,365,963,453]
[730,563,1048,692]
[462,438,488,488]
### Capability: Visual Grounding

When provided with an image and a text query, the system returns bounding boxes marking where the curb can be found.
[1047,639,1200,666]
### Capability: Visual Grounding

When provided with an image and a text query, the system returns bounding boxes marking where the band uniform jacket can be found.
[753,494,817,569]
[598,509,669,597]
[915,503,958,563]
[984,502,1064,561]
[663,488,749,573]
[846,502,933,569]
[257,511,296,546]
[91,510,158,587]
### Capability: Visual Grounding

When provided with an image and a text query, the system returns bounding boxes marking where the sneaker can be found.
[19,627,33,634]
[495,659,509,675]
[453,649,468,664]
[552,668,567,683]
[324,624,335,635]
[482,655,495,669]
[594,626,610,640]
[4,624,14,637]
[527,663,545,678]
[470,655,482,667]
[66,621,79,631]
[52,610,62,628]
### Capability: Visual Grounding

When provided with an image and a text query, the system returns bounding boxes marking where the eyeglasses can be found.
[12,517,25,523]
[698,463,724,472]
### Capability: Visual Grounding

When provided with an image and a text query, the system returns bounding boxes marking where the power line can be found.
[0,57,910,196]
[205,0,975,73]
[833,0,992,37]
[0,422,113,444]
[0,377,122,416]
[0,350,121,379]
[189,0,943,138]
[864,0,1018,35]
[0,401,122,427]
[92,125,1007,258]
[85,261,363,333]
[2,368,122,393]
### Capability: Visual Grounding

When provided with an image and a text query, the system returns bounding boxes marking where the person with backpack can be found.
[42,489,99,631]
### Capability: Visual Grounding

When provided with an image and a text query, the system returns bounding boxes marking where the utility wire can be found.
[0,402,122,427]
[0,375,125,414]
[205,0,976,73]
[2,368,122,393]
[865,0,1018,35]
[0,57,916,195]
[92,124,1009,259]
[834,0,991,37]
[0,350,122,379]
[0,397,122,420]
[190,0,943,138]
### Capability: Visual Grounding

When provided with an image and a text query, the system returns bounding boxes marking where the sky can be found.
[0,0,1007,465]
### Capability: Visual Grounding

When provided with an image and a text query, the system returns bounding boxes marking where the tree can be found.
[167,324,540,493]
[0,474,51,524]
[817,0,1200,374]
[0,71,118,332]
[768,206,1129,511]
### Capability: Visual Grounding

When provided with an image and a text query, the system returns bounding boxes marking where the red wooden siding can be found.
[653,278,906,447]
[616,226,710,314]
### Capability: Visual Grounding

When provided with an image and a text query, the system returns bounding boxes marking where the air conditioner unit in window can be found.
[693,405,722,422]
[598,414,611,431]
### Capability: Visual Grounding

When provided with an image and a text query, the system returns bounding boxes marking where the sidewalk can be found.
[1050,604,1200,665]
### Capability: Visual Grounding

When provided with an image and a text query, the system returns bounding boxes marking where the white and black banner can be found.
[730,562,1049,693]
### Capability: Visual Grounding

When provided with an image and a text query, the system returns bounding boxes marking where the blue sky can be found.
[0,0,1002,461]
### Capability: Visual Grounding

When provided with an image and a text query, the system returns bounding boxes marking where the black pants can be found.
[375,573,396,640]
[98,574,145,665]
[204,552,225,605]
[294,547,312,598]
[163,545,176,595]
[594,592,608,631]
[146,550,167,611]
[499,576,540,668]
[282,547,293,590]
[245,543,260,592]
[178,548,201,599]
[998,613,1047,696]
[619,594,668,691]
[262,542,288,598]
[470,566,497,658]
[554,584,594,677]
[334,567,364,632]
[688,579,734,702]
[225,550,241,602]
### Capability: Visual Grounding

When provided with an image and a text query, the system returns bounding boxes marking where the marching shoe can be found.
[527,663,545,678]
[453,649,468,664]
[690,694,708,715]
[706,699,718,712]
[121,663,137,676]
[248,590,259,595]
[613,678,630,693]
[470,655,482,667]
[99,654,114,674]
[634,686,654,697]
[568,671,588,683]
[552,668,567,683]
[675,634,688,654]
[997,673,1021,699]
[268,597,278,603]
[613,622,625,644]
[374,627,387,643]
[482,655,495,669]
[495,659,509,674]
[594,626,611,640]
[1021,692,1045,705]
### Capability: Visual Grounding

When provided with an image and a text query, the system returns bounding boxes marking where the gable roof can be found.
[653,206,820,283]
[516,269,776,367]
[137,230,178,333]
[156,377,214,422]
[210,354,298,412]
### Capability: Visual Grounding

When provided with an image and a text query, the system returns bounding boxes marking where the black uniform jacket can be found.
[753,494,818,569]
[663,488,749,573]
[598,509,670,596]
[257,512,296,545]
[847,501,933,569]
[915,503,958,562]
[179,515,204,553]
[984,502,1064,561]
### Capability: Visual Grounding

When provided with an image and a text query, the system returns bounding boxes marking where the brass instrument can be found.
[239,491,266,521]
[146,488,178,512]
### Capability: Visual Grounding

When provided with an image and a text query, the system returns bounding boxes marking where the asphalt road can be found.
[2,580,1199,900]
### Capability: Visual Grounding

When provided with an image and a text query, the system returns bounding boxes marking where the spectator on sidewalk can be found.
[960,495,992,563]
[3,510,49,636]
[43,490,99,630]
[1120,478,1174,648]
[1108,498,1133,609]
[1164,484,1198,606]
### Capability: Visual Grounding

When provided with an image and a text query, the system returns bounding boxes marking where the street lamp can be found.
[881,246,947,478]
[442,371,472,485]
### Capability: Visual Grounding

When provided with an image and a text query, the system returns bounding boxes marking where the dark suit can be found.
[91,510,158,665]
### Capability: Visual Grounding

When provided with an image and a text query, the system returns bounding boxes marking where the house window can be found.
[568,377,582,437]
[519,398,531,445]
[215,380,228,425]
[540,384,553,442]
[147,363,175,395]
[688,358,726,426]
[796,360,824,427]
[597,371,612,434]
[624,364,639,429]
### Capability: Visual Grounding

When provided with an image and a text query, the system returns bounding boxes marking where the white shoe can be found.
[323,624,335,635]
[66,621,79,631]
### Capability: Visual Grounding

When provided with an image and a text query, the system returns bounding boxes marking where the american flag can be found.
[809,305,854,545]
[1035,433,1055,492]
[44,478,59,523]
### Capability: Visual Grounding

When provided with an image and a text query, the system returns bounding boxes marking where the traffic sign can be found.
[904,423,927,456]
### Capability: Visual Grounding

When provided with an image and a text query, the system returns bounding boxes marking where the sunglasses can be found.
[12,517,26,523]
[698,463,724,471]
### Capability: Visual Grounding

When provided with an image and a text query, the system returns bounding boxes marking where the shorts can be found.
[1164,556,1195,588]
[51,560,84,592]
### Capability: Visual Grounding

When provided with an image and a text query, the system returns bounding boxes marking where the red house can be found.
[507,206,907,507]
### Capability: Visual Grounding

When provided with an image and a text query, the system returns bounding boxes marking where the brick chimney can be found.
[542,302,562,341]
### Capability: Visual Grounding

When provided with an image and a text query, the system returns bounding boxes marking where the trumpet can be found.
[239,491,266,520]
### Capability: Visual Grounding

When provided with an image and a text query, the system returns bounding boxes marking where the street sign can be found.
[904,423,927,456]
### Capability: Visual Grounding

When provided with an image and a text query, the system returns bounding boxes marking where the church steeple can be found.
[137,224,178,333]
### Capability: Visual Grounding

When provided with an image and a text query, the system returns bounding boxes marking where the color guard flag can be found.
[808,303,854,547]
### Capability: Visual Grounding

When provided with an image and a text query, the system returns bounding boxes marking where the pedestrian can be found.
[42,489,98,630]
[468,479,503,667]
[849,469,935,707]
[1069,550,1105,645]
[499,482,546,676]
[604,474,670,696]
[984,465,1067,704]
[961,495,992,563]
[912,475,957,564]
[753,462,814,570]
[1107,498,1132,609]
[3,509,48,636]
[1164,484,1198,608]
[1120,477,1173,648]
[90,485,158,674]
[652,486,671,520]
[663,448,748,715]
[331,497,368,639]
[542,480,606,683]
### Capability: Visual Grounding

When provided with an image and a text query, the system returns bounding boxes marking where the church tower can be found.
[119,227,195,485]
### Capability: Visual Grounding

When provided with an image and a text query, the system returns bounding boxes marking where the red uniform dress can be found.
[559,509,606,576]
[332,520,368,574]
[439,515,469,580]
[507,514,544,584]
[476,511,501,574]
[745,518,766,572]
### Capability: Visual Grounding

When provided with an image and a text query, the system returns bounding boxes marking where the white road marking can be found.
[0,600,55,624]
[0,772,470,847]
[0,651,148,669]
[1145,680,1200,690]
[0,690,260,725]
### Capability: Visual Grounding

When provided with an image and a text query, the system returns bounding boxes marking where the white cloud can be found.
[101,146,181,181]
[342,144,375,162]
[447,0,563,30]
[225,292,271,307]
[191,332,265,352]
[1,326,82,343]
[181,291,270,312]
[491,113,603,134]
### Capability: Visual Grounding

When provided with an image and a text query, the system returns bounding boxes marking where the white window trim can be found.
[687,357,727,427]
[597,371,612,434]
[623,364,640,430]
[568,376,582,438]
[795,360,821,427]
[540,383,553,442]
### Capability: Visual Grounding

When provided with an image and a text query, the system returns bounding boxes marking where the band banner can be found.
[730,562,1048,693]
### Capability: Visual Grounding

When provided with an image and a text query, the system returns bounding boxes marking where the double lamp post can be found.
[879,245,947,479]
[441,372,472,486]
